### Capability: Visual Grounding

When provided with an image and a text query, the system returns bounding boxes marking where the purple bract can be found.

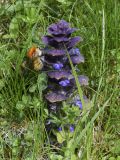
[48,71,71,80]
[45,92,66,103]
[46,49,65,56]
[48,20,77,36]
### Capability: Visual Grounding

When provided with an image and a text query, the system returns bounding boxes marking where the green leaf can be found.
[0,79,5,90]
[16,101,25,110]
[9,17,19,38]
[57,0,67,4]
[22,95,30,104]
[56,132,65,144]
[71,154,77,160]
[29,84,37,93]
[2,34,14,39]
[111,140,120,154]
[37,73,47,92]
[32,97,41,108]
[50,154,63,160]
[67,139,74,149]
[15,1,23,12]
[117,156,120,160]
[109,157,116,160]
[44,109,49,116]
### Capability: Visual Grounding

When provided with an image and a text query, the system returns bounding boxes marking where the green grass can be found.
[0,0,120,159]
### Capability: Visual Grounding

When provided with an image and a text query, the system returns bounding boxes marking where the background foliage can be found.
[0,0,120,159]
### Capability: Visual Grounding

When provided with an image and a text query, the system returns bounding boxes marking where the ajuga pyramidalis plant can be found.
[42,20,89,132]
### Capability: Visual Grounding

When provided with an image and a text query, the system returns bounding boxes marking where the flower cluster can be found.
[42,20,88,131]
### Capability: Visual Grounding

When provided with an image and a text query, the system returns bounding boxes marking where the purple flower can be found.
[69,48,85,64]
[71,54,84,64]
[78,75,89,85]
[69,48,80,55]
[58,127,62,132]
[75,100,82,109]
[71,75,89,86]
[69,125,74,132]
[53,63,63,70]
[59,79,70,87]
